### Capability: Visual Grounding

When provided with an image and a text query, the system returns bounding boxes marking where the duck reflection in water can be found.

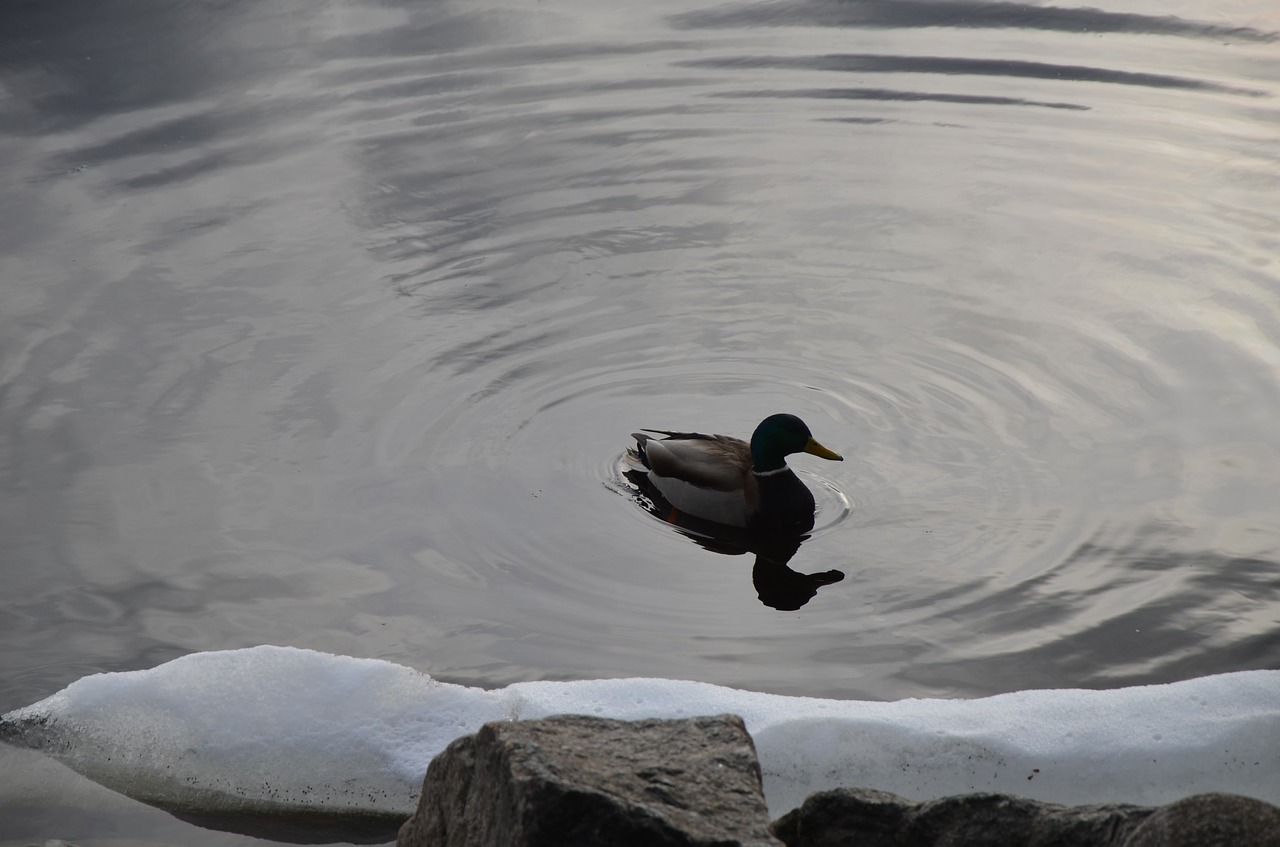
[624,414,846,610]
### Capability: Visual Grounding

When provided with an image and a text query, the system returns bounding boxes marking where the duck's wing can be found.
[633,432,750,492]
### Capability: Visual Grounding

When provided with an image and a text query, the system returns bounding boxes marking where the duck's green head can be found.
[750,413,843,471]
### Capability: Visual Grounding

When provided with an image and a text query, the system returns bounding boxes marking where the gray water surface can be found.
[2,0,1280,842]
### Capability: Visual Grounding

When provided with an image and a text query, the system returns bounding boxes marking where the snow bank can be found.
[2,645,1276,819]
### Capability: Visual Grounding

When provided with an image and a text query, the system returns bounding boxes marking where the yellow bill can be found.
[804,437,843,461]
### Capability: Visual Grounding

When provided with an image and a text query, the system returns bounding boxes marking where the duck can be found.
[626,413,843,534]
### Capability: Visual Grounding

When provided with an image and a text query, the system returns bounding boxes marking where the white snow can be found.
[2,645,1277,820]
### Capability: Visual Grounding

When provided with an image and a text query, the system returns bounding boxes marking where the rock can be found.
[397,713,781,847]
[770,788,912,847]
[1123,793,1280,847]
[771,787,1153,846]
[909,793,1153,846]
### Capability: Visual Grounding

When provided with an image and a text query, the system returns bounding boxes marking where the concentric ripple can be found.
[3,0,1279,720]
[343,0,1280,697]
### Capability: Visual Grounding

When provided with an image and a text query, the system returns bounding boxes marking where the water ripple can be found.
[4,0,1280,721]
[671,0,1280,42]
[684,54,1271,97]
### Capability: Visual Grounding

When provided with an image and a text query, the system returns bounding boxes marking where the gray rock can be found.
[770,788,911,847]
[907,793,1151,846]
[1123,793,1280,847]
[398,713,782,847]
[771,787,1153,846]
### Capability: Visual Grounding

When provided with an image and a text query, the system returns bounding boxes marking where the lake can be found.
[2,0,1278,842]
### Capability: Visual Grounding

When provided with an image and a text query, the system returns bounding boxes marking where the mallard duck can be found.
[626,413,843,533]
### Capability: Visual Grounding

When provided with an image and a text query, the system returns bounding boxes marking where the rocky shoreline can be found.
[398,714,1280,847]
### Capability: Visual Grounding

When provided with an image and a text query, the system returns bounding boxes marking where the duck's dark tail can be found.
[625,433,653,471]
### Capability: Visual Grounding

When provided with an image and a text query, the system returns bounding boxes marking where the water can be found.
[2,0,1278,841]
